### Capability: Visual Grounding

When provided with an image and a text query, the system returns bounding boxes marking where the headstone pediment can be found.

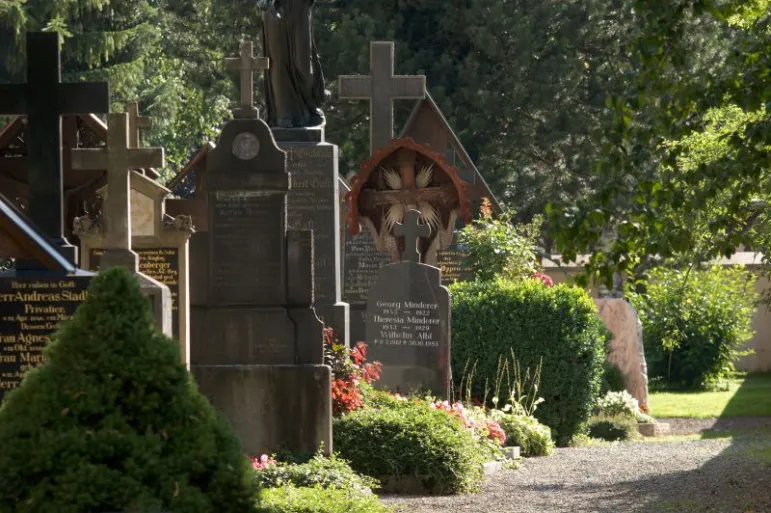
[345,138,472,262]
[96,171,171,239]
[205,119,287,191]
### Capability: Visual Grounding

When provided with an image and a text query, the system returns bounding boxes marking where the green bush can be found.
[601,362,627,395]
[451,279,608,446]
[256,454,378,495]
[333,401,485,494]
[630,266,757,389]
[0,268,260,513]
[497,415,554,457]
[261,485,389,513]
[588,414,639,442]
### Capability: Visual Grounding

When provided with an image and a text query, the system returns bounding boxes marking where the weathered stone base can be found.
[638,422,671,437]
[192,364,332,455]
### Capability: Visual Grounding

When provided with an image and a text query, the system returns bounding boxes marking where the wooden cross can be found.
[0,32,109,262]
[338,41,426,155]
[126,101,152,148]
[225,40,270,118]
[394,209,431,263]
[70,113,164,271]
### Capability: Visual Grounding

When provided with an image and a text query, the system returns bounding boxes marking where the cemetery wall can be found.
[542,252,771,372]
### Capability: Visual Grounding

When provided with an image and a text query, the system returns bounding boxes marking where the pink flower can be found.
[250,454,277,470]
[532,273,554,287]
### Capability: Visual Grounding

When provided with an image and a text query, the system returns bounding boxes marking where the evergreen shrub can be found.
[0,268,260,513]
[630,266,757,389]
[333,401,485,494]
[451,279,608,446]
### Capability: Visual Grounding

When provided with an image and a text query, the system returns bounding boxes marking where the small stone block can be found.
[483,461,503,476]
[638,422,671,437]
[503,446,521,460]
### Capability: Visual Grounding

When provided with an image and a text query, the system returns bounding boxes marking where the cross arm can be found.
[359,184,458,209]
[58,83,110,114]
[338,76,372,99]
[0,85,28,114]
[71,148,109,171]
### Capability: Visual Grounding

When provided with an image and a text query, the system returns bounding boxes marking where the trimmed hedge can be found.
[333,401,485,494]
[0,268,260,513]
[451,279,609,446]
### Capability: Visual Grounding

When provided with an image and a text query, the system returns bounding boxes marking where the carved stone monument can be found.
[76,167,194,364]
[339,41,426,154]
[71,113,173,336]
[191,45,332,455]
[595,298,650,412]
[262,0,325,128]
[365,209,450,398]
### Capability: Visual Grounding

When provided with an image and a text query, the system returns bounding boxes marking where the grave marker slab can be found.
[0,192,93,402]
[71,113,172,336]
[0,32,109,262]
[365,209,450,398]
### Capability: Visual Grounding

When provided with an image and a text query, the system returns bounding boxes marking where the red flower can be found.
[532,273,554,287]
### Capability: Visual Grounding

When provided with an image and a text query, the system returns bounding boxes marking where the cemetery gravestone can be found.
[365,210,450,398]
[71,112,173,336]
[339,41,426,155]
[76,170,193,363]
[191,45,331,455]
[279,129,350,346]
[0,32,109,263]
[0,193,93,402]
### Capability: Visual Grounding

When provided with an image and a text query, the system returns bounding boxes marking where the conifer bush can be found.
[0,268,260,513]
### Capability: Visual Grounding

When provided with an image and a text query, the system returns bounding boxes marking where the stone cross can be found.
[0,32,109,262]
[338,41,426,155]
[70,113,164,271]
[225,40,270,119]
[394,209,431,263]
[126,101,152,148]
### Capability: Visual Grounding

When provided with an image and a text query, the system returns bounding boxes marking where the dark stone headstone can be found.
[190,108,331,455]
[279,127,349,346]
[365,262,450,398]
[0,275,91,402]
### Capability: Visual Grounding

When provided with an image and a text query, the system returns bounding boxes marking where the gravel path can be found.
[665,417,771,436]
[383,436,771,513]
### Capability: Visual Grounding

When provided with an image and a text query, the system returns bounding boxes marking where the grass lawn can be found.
[648,373,771,418]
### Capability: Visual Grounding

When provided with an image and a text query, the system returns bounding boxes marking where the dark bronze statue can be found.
[261,0,326,128]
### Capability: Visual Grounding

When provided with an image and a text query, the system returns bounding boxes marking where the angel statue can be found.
[258,0,326,128]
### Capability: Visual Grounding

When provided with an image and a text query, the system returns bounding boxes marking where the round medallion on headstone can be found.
[232,132,260,160]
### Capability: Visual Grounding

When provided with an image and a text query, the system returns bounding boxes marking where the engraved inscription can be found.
[369,300,442,349]
[285,145,337,303]
[89,248,181,337]
[343,232,390,304]
[209,190,283,304]
[437,246,474,286]
[0,277,91,402]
